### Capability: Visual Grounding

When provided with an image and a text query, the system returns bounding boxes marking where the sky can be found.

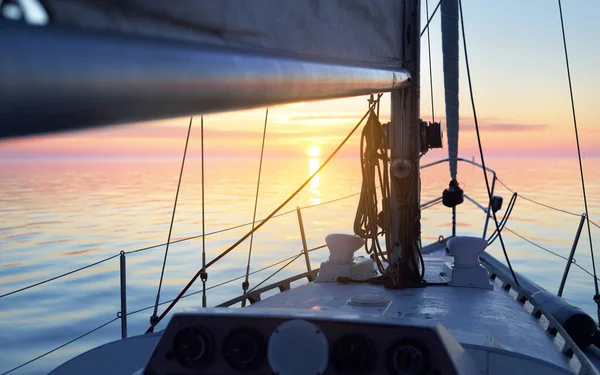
[1,0,599,159]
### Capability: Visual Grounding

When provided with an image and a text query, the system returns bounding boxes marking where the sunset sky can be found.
[1,0,598,159]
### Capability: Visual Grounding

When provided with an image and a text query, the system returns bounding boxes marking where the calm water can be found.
[1,156,600,374]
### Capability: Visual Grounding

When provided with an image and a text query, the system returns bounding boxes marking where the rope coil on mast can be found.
[353,95,426,286]
[353,99,389,274]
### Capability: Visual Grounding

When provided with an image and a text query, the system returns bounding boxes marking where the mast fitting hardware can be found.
[391,158,412,179]
[442,180,464,208]
[420,120,443,152]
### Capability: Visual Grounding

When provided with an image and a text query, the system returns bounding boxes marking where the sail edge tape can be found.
[441,0,460,180]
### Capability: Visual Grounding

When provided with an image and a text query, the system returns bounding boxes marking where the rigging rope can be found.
[425,0,436,123]
[201,115,207,308]
[486,192,518,245]
[421,0,443,37]
[458,0,520,286]
[149,116,193,329]
[242,108,269,306]
[353,108,389,273]
[145,94,383,333]
[557,0,599,321]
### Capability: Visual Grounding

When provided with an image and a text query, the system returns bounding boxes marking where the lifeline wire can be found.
[150,116,193,326]
[1,317,120,375]
[242,108,269,306]
[247,254,303,294]
[128,245,327,316]
[458,0,519,286]
[505,226,600,283]
[146,94,383,333]
[0,253,119,299]
[557,0,599,320]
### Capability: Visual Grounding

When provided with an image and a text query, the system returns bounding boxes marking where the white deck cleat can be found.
[315,234,376,282]
[442,236,494,289]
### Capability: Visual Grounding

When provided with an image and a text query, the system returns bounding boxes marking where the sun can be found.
[308,145,320,157]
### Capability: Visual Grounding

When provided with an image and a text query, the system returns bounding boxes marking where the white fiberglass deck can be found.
[250,255,573,372]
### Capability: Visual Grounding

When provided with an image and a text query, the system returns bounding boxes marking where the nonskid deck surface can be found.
[250,255,572,371]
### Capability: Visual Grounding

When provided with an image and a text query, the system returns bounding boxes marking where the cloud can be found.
[282,113,365,121]
[460,123,548,132]
[71,121,355,140]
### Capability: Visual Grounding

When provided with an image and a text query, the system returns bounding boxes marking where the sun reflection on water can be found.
[308,157,321,205]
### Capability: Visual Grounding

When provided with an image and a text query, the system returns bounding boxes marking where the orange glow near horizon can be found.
[0,94,599,159]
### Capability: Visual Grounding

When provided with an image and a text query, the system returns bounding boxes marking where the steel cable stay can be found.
[425,0,436,123]
[458,0,520,286]
[200,115,208,308]
[149,116,193,330]
[242,108,269,306]
[421,0,443,38]
[557,0,599,321]
[145,94,384,333]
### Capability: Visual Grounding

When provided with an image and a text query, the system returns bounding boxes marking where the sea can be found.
[1,155,599,374]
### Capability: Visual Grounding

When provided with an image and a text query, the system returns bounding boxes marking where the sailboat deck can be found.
[250,255,572,372]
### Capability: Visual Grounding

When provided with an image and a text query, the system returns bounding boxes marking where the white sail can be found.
[441,0,460,180]
[41,0,405,68]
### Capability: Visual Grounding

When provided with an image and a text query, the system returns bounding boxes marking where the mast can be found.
[389,0,422,288]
